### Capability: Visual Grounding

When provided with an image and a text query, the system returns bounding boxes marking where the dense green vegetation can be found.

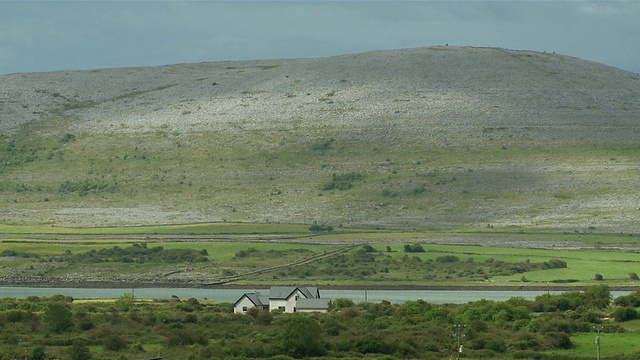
[2,286,640,359]
[66,243,209,264]
[249,245,569,285]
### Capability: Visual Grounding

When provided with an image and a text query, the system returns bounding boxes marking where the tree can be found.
[114,292,135,312]
[362,244,376,253]
[309,224,333,232]
[68,339,92,360]
[44,302,73,333]
[103,334,128,351]
[281,316,326,358]
[613,306,638,322]
[584,284,611,309]
[403,244,425,253]
[331,298,355,311]
[31,347,46,360]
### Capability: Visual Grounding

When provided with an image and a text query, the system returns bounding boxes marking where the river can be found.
[0,286,631,304]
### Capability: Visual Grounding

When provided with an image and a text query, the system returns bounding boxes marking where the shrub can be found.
[331,298,355,311]
[255,311,273,325]
[322,173,363,191]
[403,244,425,253]
[595,273,604,281]
[309,224,333,232]
[68,339,92,360]
[545,259,567,268]
[103,334,128,351]
[362,244,376,253]
[44,302,73,333]
[544,332,573,349]
[614,291,640,307]
[356,334,395,354]
[613,307,638,322]
[435,255,459,263]
[31,347,47,360]
[584,284,611,309]
[281,316,326,358]
[164,329,208,347]
[114,292,134,312]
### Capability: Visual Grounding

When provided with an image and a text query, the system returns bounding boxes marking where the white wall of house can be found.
[233,296,256,314]
[269,298,293,313]
[271,289,306,313]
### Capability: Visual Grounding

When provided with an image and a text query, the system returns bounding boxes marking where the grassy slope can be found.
[1,46,640,288]
[1,46,639,231]
[2,127,639,231]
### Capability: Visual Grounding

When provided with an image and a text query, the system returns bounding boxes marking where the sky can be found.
[1,1,639,75]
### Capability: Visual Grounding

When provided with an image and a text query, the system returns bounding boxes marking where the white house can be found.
[233,286,330,314]
[233,292,270,314]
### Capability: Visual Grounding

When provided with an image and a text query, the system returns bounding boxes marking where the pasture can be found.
[1,222,639,289]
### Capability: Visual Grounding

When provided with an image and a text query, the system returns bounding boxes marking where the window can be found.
[242,306,248,312]
[278,306,285,311]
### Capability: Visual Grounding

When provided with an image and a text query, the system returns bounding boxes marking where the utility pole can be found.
[453,324,466,359]
[594,325,603,360]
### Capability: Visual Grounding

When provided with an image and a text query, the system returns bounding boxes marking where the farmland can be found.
[2,222,640,289]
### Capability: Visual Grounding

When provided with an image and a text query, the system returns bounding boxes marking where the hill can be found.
[1,46,639,231]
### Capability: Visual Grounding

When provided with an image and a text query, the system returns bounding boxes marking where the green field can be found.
[2,222,640,289]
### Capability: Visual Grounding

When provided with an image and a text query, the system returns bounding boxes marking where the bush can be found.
[362,244,376,253]
[68,339,92,360]
[331,298,355,311]
[546,259,568,268]
[322,173,363,191]
[44,302,73,333]
[435,255,459,263]
[255,311,273,325]
[544,332,573,349]
[281,316,326,358]
[595,273,604,281]
[31,347,46,360]
[309,224,333,232]
[103,334,128,351]
[355,334,396,355]
[614,291,640,307]
[613,307,638,322]
[164,329,208,347]
[403,244,425,253]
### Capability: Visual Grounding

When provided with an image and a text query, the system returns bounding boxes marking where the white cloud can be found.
[579,1,640,16]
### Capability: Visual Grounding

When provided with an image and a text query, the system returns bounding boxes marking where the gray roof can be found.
[301,287,320,299]
[269,286,320,300]
[234,292,269,307]
[296,298,330,310]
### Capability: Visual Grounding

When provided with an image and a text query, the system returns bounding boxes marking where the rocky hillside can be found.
[1,46,639,231]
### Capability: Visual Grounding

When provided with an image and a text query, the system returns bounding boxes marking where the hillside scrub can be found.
[1,47,639,230]
[1,286,640,359]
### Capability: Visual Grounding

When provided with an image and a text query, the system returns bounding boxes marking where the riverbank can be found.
[2,278,638,292]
